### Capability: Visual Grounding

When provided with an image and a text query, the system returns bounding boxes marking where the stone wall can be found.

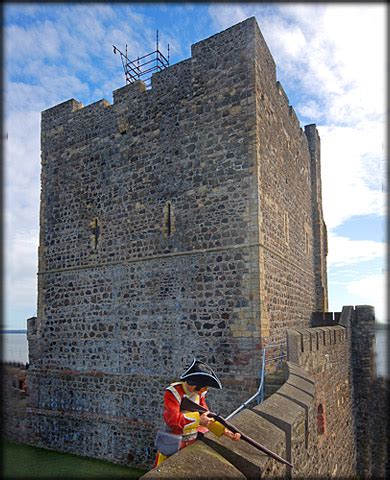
[9,309,387,476]
[2,363,33,444]
[287,322,356,477]
[253,24,321,346]
[305,125,328,312]
[348,306,389,478]
[31,17,328,466]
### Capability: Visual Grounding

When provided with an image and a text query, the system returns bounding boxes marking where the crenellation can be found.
[276,81,289,105]
[191,17,257,59]
[73,98,111,115]
[113,80,147,105]
[288,105,300,129]
[289,325,347,357]
[41,98,84,124]
[151,58,192,98]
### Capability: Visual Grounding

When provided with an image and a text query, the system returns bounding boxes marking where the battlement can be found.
[112,80,147,104]
[311,311,341,327]
[73,98,111,115]
[142,356,357,479]
[191,16,257,58]
[288,105,300,128]
[41,17,275,126]
[41,98,83,128]
[144,305,385,478]
[304,123,320,156]
[276,81,289,105]
[288,325,346,361]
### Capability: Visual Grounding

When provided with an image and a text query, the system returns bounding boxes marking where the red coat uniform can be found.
[154,381,224,467]
[163,381,209,437]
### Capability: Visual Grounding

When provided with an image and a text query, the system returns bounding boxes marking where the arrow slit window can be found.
[90,218,100,249]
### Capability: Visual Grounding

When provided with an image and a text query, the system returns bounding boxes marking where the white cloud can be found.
[327,234,385,267]
[319,122,385,229]
[346,272,387,322]
[208,4,248,30]
[5,22,62,62]
[297,100,322,120]
[328,270,386,323]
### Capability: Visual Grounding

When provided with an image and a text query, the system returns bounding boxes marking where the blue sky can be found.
[4,3,387,329]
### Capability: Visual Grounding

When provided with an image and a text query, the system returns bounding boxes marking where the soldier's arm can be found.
[200,395,239,439]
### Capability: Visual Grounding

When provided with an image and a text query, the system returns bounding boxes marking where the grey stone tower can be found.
[28,17,328,465]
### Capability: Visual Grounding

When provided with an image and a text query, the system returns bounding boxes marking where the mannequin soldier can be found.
[153,359,240,467]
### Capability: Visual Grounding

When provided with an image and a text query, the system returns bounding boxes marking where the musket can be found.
[180,396,293,468]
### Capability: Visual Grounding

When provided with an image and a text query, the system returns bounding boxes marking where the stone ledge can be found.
[141,441,245,479]
[201,409,286,478]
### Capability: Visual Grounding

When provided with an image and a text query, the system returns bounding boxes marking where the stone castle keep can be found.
[14,17,385,477]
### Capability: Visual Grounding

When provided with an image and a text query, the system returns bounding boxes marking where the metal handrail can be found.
[225,341,286,420]
[226,347,266,420]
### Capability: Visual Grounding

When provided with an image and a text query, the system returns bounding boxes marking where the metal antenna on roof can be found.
[156,30,159,70]
[113,29,169,88]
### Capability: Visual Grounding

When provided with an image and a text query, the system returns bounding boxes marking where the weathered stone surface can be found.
[1,364,32,443]
[202,409,286,478]
[141,442,246,479]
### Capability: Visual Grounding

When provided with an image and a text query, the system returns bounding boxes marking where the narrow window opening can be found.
[305,231,310,253]
[317,404,326,435]
[90,218,100,249]
[18,379,26,392]
[163,202,175,238]
[167,202,172,237]
[283,213,289,245]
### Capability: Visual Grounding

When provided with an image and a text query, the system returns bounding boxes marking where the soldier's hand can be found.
[199,412,213,427]
[224,429,241,441]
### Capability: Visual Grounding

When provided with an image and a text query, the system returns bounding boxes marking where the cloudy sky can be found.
[3,3,387,329]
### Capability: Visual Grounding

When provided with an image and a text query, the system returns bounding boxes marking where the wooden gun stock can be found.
[180,396,293,468]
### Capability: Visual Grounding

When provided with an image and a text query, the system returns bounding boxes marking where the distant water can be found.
[0,329,388,377]
[1,332,29,364]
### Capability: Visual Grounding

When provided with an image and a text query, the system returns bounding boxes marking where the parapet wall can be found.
[349,306,389,478]
[286,322,355,477]
[143,361,314,479]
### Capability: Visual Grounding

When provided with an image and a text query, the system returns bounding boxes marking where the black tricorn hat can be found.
[180,359,222,389]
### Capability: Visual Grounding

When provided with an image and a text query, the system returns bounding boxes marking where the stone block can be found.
[201,408,286,478]
[140,441,245,479]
